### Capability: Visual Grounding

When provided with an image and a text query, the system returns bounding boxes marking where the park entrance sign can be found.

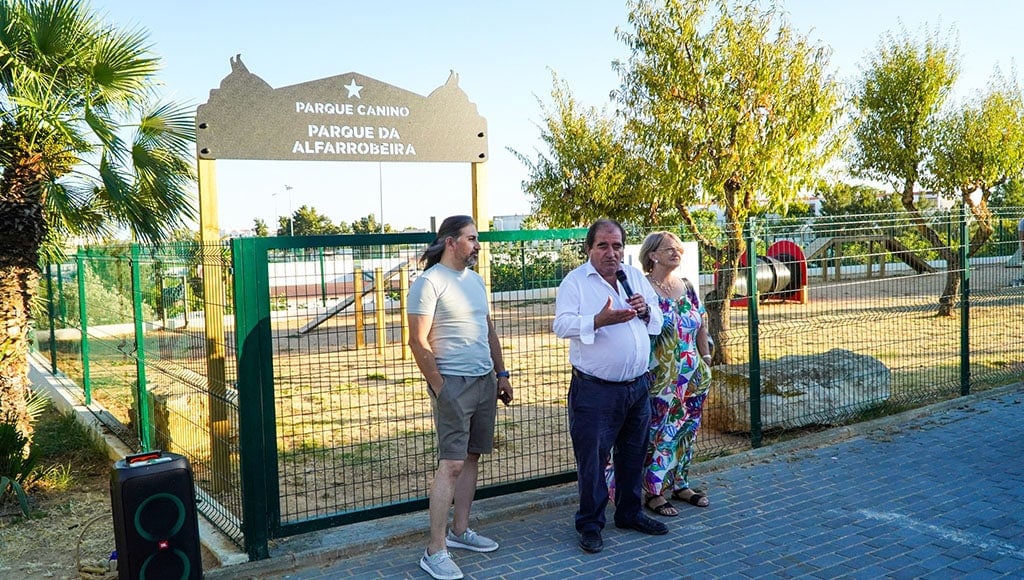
[196,55,488,163]
[193,57,491,496]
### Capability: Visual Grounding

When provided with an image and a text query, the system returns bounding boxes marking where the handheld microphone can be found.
[615,269,634,297]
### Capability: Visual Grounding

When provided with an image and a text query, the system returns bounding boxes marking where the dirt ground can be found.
[0,471,222,578]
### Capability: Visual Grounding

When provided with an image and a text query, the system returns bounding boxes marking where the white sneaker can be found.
[445,527,499,553]
[419,548,463,580]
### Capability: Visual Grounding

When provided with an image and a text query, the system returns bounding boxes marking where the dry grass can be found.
[0,409,117,579]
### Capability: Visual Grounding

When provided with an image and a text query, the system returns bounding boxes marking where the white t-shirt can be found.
[407,263,493,376]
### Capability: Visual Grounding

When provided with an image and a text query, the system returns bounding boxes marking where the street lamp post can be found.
[284,184,294,236]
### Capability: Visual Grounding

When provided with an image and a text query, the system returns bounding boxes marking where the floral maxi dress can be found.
[642,282,711,497]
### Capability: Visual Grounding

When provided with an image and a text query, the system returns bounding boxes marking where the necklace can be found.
[647,275,675,296]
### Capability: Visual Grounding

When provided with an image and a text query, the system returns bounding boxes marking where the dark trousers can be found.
[568,371,652,533]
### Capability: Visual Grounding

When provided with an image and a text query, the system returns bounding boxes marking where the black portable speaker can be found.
[109,450,202,580]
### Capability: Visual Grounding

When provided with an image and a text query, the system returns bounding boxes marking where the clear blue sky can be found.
[91,0,1021,233]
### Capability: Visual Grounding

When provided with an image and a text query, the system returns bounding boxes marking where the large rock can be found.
[705,348,891,432]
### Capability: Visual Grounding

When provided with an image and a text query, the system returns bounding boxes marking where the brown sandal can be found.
[645,495,679,517]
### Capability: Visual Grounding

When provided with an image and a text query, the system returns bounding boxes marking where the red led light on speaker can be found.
[159,540,170,550]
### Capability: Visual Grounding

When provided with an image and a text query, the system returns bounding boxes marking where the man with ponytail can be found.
[408,215,513,579]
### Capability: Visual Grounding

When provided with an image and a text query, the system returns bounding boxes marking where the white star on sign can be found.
[344,78,363,99]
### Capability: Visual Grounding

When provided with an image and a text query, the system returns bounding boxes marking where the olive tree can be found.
[510,73,654,228]
[612,0,843,362]
[928,74,1024,311]
[850,27,1024,315]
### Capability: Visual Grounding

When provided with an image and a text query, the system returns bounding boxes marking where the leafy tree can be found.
[850,26,1023,315]
[279,204,348,236]
[510,73,651,227]
[0,0,196,439]
[253,218,268,237]
[351,213,393,234]
[276,215,292,236]
[989,178,1024,208]
[520,0,843,363]
[924,72,1024,307]
[817,181,897,216]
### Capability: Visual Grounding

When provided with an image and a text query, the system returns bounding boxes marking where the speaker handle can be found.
[124,450,170,467]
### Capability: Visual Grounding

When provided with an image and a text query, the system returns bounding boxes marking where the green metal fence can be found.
[34,209,1024,560]
[38,241,243,545]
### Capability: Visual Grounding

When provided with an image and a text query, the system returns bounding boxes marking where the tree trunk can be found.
[898,182,960,318]
[702,180,745,365]
[0,154,46,441]
[0,266,35,438]
[937,254,960,317]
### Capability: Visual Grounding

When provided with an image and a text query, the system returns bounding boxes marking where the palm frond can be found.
[89,24,159,108]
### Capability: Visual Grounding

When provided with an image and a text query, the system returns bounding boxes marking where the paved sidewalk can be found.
[209,382,1024,579]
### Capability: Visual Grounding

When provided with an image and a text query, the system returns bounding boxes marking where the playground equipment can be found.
[721,240,808,306]
[803,235,935,281]
[298,261,410,335]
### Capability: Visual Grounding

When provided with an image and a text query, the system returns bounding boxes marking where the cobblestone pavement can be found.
[211,383,1024,579]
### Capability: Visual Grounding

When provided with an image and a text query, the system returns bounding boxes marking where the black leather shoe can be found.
[579,530,603,553]
[615,514,668,535]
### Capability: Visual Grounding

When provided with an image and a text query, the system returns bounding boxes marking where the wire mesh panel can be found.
[34,242,244,546]
[246,232,588,530]
[76,247,144,441]
[138,241,243,545]
[753,214,963,427]
[970,211,1024,388]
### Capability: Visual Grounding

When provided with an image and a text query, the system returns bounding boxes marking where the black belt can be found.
[572,367,647,386]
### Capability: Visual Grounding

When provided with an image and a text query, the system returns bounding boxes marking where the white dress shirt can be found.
[553,261,662,382]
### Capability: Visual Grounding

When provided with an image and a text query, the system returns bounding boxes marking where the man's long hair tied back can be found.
[420,215,476,269]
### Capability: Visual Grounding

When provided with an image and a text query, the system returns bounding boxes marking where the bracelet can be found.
[702,354,712,360]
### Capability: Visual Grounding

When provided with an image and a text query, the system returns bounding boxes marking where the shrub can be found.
[0,422,41,517]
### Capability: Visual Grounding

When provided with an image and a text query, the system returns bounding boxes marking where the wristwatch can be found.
[496,370,511,379]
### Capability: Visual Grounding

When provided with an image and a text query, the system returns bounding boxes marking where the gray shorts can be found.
[429,373,498,461]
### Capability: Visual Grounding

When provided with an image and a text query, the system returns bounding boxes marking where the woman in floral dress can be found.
[639,231,713,516]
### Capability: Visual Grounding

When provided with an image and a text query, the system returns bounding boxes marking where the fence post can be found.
[400,265,410,359]
[129,244,152,450]
[375,267,386,356]
[76,248,93,404]
[354,267,365,348]
[231,237,274,561]
[959,204,970,396]
[746,218,763,449]
[319,247,328,307]
[45,261,58,374]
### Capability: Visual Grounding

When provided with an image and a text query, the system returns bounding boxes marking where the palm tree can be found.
[0,0,196,439]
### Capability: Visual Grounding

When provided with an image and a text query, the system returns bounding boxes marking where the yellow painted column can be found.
[354,267,365,348]
[198,158,231,492]
[471,161,491,295]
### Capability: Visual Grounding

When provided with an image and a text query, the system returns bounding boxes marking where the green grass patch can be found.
[29,406,109,493]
